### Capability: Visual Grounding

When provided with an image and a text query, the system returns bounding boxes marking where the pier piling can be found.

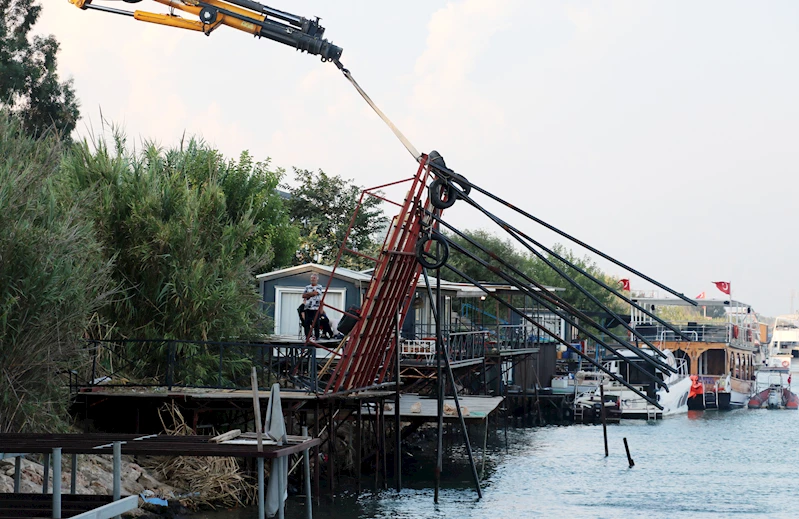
[623,437,634,468]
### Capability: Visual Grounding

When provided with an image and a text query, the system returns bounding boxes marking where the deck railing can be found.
[73,339,320,393]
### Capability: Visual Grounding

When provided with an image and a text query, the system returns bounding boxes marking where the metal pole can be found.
[600,383,609,457]
[52,448,62,519]
[43,453,50,494]
[14,457,21,493]
[113,442,121,501]
[480,416,489,480]
[356,405,362,495]
[395,309,402,492]
[70,454,77,494]
[302,426,312,519]
[434,268,443,504]
[443,351,482,499]
[112,441,121,519]
[257,457,265,519]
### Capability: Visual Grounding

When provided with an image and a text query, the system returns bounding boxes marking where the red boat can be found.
[748,367,799,409]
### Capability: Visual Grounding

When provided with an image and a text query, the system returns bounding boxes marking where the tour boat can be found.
[574,347,691,420]
[627,297,761,410]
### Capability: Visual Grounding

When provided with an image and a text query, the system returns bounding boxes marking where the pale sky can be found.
[38,1,799,316]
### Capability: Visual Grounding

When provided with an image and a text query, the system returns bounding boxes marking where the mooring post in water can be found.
[52,447,62,519]
[13,456,21,493]
[623,437,634,468]
[302,426,312,519]
[257,457,265,519]
[600,383,609,457]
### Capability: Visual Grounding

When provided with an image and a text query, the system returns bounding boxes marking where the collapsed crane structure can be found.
[69,0,697,502]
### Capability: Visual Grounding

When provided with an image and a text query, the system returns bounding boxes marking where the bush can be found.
[0,112,112,432]
[61,134,292,341]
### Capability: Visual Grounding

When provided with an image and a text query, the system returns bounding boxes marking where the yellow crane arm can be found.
[68,0,343,59]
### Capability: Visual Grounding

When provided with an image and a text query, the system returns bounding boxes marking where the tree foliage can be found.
[62,135,294,341]
[443,229,622,313]
[0,0,80,138]
[286,169,386,269]
[0,112,112,432]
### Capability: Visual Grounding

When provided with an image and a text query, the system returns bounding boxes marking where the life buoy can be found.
[782,360,790,367]
[732,325,739,339]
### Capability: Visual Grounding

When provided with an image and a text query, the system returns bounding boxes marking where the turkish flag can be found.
[620,279,630,291]
[696,292,706,299]
[713,281,731,295]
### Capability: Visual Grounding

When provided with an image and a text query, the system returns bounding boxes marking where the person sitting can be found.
[317,311,335,340]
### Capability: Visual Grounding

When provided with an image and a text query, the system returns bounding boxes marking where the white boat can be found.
[551,371,604,395]
[765,315,799,369]
[574,347,691,420]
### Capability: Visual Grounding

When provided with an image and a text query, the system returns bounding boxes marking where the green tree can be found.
[443,229,622,314]
[443,229,532,283]
[286,169,386,269]
[0,112,112,432]
[0,0,80,138]
[529,244,621,312]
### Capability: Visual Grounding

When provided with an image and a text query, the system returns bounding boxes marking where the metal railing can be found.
[632,322,731,343]
[73,339,320,393]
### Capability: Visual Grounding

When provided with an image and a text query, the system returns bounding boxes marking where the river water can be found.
[196,407,799,519]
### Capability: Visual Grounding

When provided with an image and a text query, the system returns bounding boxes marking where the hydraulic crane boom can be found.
[69,0,343,61]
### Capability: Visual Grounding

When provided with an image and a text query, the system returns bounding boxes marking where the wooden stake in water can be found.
[600,383,608,457]
[623,437,634,468]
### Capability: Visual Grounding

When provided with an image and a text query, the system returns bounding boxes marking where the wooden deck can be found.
[375,394,503,422]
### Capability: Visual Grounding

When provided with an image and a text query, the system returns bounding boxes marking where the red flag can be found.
[713,281,731,295]
[620,279,630,291]
[696,292,706,299]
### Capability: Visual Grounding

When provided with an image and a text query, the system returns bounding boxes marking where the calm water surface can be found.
[199,408,799,519]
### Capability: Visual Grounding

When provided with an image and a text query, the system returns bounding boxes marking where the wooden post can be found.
[600,383,609,457]
[623,437,635,468]
[251,368,263,452]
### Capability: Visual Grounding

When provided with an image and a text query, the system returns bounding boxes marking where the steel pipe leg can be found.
[43,453,50,494]
[52,448,62,519]
[257,458,265,519]
[302,426,312,519]
[113,441,121,519]
[14,457,21,493]
[70,454,77,494]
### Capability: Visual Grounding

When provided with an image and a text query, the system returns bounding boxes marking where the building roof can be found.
[258,264,564,297]
[256,263,372,284]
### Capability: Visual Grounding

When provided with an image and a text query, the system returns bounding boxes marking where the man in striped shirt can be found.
[302,272,324,340]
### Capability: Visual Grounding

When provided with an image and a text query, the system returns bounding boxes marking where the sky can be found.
[37,1,799,317]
